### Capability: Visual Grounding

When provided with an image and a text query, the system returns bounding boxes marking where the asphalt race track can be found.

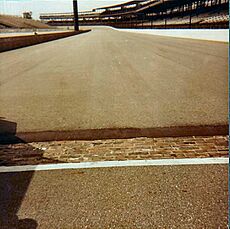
[0,164,228,228]
[0,27,228,138]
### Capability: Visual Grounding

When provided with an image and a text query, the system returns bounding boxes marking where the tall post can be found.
[73,0,79,31]
[189,2,192,29]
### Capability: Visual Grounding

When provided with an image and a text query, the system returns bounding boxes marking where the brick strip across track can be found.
[0,135,228,166]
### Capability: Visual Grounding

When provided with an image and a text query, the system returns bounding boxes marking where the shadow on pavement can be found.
[0,118,61,228]
[0,118,24,144]
[0,171,38,229]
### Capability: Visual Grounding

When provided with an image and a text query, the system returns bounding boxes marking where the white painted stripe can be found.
[0,158,228,173]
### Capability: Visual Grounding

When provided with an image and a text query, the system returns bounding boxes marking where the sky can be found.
[0,0,127,19]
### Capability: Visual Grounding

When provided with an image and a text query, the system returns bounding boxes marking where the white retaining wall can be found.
[113,28,228,42]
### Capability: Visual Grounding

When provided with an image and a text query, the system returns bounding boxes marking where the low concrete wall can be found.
[0,30,90,52]
[112,28,228,42]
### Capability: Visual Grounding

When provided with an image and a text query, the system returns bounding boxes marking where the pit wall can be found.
[112,28,228,42]
[0,30,90,52]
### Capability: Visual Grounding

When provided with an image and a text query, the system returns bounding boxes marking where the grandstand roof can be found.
[97,0,201,11]
[97,0,200,16]
[95,0,146,10]
[139,0,200,13]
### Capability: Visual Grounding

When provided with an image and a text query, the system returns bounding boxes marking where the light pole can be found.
[73,0,79,31]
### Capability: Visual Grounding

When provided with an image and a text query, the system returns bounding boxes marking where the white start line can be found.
[0,157,228,173]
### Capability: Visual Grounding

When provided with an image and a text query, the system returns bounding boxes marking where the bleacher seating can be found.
[0,14,51,29]
[40,0,229,29]
[200,14,229,24]
[138,11,228,27]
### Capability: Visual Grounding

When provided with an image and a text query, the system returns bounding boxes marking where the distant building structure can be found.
[23,11,32,19]
[40,0,229,29]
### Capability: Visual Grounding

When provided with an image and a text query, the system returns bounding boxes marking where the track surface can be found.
[0,164,228,228]
[0,27,228,133]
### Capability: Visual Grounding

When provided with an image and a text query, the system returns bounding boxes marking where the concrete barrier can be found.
[112,28,228,42]
[0,30,90,52]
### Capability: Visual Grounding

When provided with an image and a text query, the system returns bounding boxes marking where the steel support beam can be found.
[73,0,79,31]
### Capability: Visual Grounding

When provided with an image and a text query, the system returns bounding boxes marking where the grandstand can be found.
[40,0,229,29]
[0,14,51,29]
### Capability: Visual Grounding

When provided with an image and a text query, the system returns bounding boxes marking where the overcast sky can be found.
[0,0,127,19]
